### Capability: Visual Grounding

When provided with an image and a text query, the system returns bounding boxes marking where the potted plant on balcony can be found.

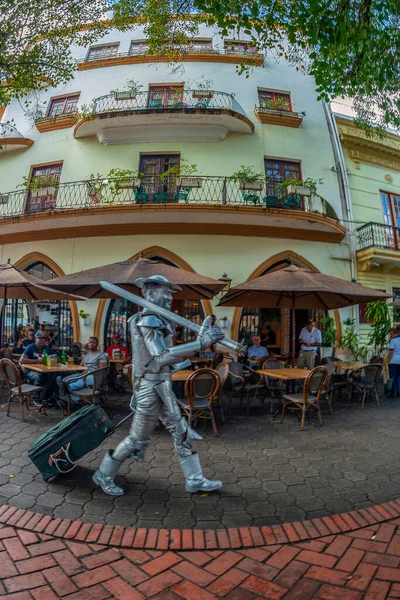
[230,165,264,191]
[107,168,142,194]
[20,174,59,198]
[85,173,109,203]
[320,315,337,358]
[112,79,143,101]
[281,177,324,197]
[161,160,202,189]
[192,77,214,99]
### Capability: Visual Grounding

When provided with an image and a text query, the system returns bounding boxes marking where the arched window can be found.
[103,255,204,348]
[3,260,74,347]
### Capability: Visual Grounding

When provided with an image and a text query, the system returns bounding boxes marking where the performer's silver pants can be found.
[112,378,192,462]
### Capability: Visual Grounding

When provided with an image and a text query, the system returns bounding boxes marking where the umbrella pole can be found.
[1,284,7,349]
[291,294,295,367]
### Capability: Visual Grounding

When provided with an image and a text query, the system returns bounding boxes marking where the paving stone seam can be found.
[0,499,399,550]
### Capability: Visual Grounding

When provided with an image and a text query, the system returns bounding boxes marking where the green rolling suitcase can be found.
[28,405,132,481]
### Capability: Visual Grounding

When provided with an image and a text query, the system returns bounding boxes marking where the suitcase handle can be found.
[49,443,81,473]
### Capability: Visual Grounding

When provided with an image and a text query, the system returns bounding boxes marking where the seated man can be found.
[106,334,130,363]
[22,328,36,348]
[57,336,108,407]
[20,332,59,404]
[247,335,269,365]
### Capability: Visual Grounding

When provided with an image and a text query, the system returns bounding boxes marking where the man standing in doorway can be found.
[298,320,322,370]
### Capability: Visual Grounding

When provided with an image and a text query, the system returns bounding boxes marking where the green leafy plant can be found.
[86,173,109,197]
[111,78,143,97]
[107,168,143,194]
[261,96,290,111]
[76,102,96,120]
[320,316,336,347]
[229,165,264,182]
[281,177,324,194]
[79,310,89,319]
[160,159,199,180]
[365,300,392,353]
[19,174,59,191]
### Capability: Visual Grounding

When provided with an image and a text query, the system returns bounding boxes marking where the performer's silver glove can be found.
[199,327,224,350]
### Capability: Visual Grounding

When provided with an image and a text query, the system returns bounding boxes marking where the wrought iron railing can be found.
[90,90,243,115]
[77,47,264,64]
[0,176,339,221]
[357,222,400,251]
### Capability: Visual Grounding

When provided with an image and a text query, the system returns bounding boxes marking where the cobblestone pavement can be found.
[1,508,400,598]
[1,390,400,529]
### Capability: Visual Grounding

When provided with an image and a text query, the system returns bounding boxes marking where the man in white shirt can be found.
[298,320,322,370]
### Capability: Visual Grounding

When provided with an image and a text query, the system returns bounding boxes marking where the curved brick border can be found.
[1,500,400,551]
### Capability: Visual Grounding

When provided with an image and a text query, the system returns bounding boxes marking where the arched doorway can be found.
[3,256,76,347]
[103,253,205,348]
[233,251,341,355]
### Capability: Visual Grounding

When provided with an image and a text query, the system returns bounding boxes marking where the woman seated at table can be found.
[57,336,108,408]
[20,332,59,405]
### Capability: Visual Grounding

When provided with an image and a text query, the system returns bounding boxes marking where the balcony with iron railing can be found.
[0,123,34,154]
[76,46,265,70]
[0,176,345,245]
[74,90,254,143]
[356,222,400,270]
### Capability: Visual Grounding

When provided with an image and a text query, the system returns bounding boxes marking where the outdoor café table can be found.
[332,361,367,372]
[25,364,87,374]
[172,369,193,381]
[258,367,309,410]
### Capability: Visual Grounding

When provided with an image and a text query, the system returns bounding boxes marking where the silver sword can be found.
[100,280,244,354]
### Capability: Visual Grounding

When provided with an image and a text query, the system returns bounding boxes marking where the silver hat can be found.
[135,274,182,291]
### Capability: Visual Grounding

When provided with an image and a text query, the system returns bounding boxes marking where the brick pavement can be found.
[2,391,400,529]
[0,502,400,598]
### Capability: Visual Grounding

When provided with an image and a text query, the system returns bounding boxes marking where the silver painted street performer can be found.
[93,275,225,496]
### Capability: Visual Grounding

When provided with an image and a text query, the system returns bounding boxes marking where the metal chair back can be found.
[185,368,220,409]
[369,356,383,365]
[261,357,283,371]
[1,358,21,392]
[304,366,328,401]
[361,363,382,384]
[68,343,82,361]
[92,367,108,392]
[0,348,13,361]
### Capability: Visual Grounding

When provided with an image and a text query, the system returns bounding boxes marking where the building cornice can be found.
[335,115,400,171]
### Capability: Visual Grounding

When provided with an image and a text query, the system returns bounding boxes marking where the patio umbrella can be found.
[42,257,225,300]
[0,261,84,346]
[218,265,389,364]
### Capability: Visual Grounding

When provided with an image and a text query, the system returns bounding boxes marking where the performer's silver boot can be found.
[92,451,124,496]
[180,452,222,493]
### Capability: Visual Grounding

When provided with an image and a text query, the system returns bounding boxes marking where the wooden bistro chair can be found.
[348,363,382,409]
[65,367,108,415]
[260,356,285,414]
[281,366,328,430]
[1,358,44,419]
[214,360,230,422]
[178,368,220,435]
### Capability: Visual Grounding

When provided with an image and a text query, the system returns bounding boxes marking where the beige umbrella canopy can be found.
[0,262,84,346]
[0,262,84,301]
[44,257,225,300]
[218,265,389,310]
[218,265,389,364]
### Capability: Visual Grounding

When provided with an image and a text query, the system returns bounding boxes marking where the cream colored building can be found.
[334,111,400,341]
[0,24,351,350]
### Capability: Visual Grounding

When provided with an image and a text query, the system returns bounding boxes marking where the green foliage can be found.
[365,300,392,352]
[160,159,199,179]
[19,174,59,191]
[340,317,368,359]
[320,316,336,347]
[281,177,324,194]
[230,165,264,182]
[111,78,144,96]
[0,0,111,106]
[79,309,89,319]
[113,0,400,133]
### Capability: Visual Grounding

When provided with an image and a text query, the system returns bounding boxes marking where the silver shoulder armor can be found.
[137,314,164,328]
